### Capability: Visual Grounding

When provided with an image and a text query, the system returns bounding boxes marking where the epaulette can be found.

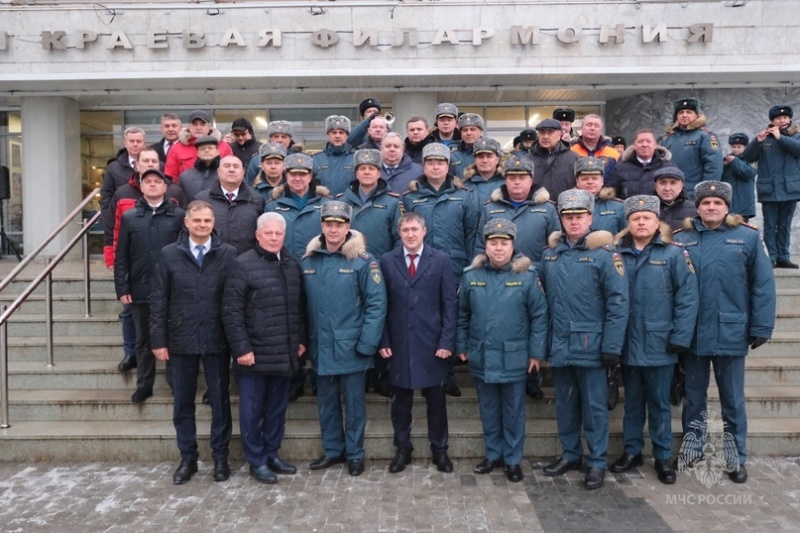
[483,198,493,205]
[463,265,476,273]
[672,228,686,235]
[359,252,373,261]
[741,222,759,231]
[335,192,344,198]
[610,198,624,204]
[387,191,400,198]
[669,241,685,247]
[600,244,614,252]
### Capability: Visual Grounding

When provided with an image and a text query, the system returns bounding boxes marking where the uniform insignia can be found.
[579,257,594,262]
[683,249,695,274]
[338,268,354,274]
[303,269,316,275]
[710,135,719,151]
[648,260,666,265]
[505,281,522,287]
[470,281,487,287]
[612,252,624,276]
[371,266,382,284]
[399,204,406,215]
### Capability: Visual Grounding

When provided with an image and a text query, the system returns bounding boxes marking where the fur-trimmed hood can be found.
[463,164,504,182]
[303,229,367,260]
[470,252,532,274]
[621,144,672,163]
[614,222,673,246]
[407,176,465,193]
[597,186,618,201]
[548,229,614,250]
[682,213,744,231]
[178,126,224,146]
[666,114,707,135]
[489,184,551,205]
[271,183,330,200]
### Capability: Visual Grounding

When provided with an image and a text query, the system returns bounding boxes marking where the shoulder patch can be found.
[709,134,719,151]
[612,252,625,276]
[683,249,695,274]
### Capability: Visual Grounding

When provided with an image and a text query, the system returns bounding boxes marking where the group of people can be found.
[100,96,786,489]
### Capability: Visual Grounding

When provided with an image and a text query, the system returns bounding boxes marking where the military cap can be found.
[728,133,749,146]
[267,120,293,138]
[574,157,606,176]
[519,129,537,142]
[694,180,732,207]
[673,97,702,117]
[139,168,170,184]
[535,118,562,131]
[611,136,626,148]
[503,154,534,175]
[284,153,314,173]
[422,143,451,162]
[231,118,253,134]
[359,97,381,117]
[769,105,793,120]
[259,142,287,160]
[557,189,595,215]
[188,110,211,124]
[473,138,502,157]
[484,218,517,240]
[553,108,575,122]
[624,195,660,218]
[325,115,351,134]
[194,135,219,148]
[512,135,521,147]
[320,200,352,223]
[435,103,458,119]
[457,113,484,130]
[652,166,686,182]
[354,149,382,169]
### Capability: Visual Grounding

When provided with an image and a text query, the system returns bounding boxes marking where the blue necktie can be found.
[196,244,205,266]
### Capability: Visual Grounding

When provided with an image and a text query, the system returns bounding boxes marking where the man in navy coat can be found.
[379,212,457,474]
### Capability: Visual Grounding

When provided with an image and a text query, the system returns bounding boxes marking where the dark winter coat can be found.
[178,156,220,203]
[527,141,581,199]
[193,181,265,256]
[590,187,627,235]
[337,179,402,258]
[449,141,476,179]
[658,115,723,198]
[721,155,757,218]
[741,122,800,203]
[312,143,356,196]
[608,145,676,199]
[381,154,422,195]
[229,137,262,167]
[462,165,506,212]
[659,190,697,231]
[264,184,331,260]
[100,148,136,212]
[404,135,435,164]
[164,127,232,181]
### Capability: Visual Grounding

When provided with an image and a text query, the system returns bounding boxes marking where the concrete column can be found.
[21,96,81,257]
[392,93,438,139]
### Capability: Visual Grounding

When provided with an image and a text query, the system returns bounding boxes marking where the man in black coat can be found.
[653,167,697,230]
[149,112,182,164]
[379,212,457,474]
[608,129,677,199]
[194,155,265,255]
[222,212,307,484]
[114,169,185,403]
[150,200,237,485]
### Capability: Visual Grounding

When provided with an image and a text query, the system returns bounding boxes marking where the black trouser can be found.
[391,384,449,454]
[130,303,172,391]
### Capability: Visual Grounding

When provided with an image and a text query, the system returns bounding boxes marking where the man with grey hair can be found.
[570,114,620,181]
[380,132,422,194]
[313,115,357,196]
[101,126,148,212]
[150,112,182,163]
[223,211,307,484]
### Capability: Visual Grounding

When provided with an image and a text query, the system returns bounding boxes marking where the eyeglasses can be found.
[232,131,248,138]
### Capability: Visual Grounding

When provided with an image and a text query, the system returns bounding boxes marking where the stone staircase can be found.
[1,259,800,462]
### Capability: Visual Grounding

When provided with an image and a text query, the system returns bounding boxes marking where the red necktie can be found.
[408,254,417,277]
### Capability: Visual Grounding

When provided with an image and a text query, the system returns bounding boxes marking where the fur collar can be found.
[548,230,614,250]
[764,122,800,136]
[178,127,223,146]
[597,186,617,201]
[272,184,330,200]
[407,176,464,193]
[621,144,672,163]
[682,213,744,230]
[666,115,707,135]
[303,229,367,260]
[489,185,551,205]
[614,222,673,245]
[470,253,532,274]
[463,164,504,182]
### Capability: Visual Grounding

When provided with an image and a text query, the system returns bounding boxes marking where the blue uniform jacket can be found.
[590,187,627,235]
[264,184,331,260]
[457,254,549,383]
[476,184,559,263]
[721,156,757,217]
[402,176,479,284]
[674,215,776,356]
[462,165,505,212]
[337,178,402,258]
[741,123,800,203]
[312,143,356,196]
[615,224,699,367]
[301,230,387,376]
[659,115,723,198]
[539,230,630,366]
[250,173,284,203]
[449,141,476,179]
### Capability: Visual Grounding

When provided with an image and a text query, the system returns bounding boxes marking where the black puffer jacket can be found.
[222,245,307,375]
[527,141,580,199]
[149,230,237,355]
[193,181,265,255]
[608,145,677,199]
[100,148,136,212]
[660,190,697,231]
[114,198,185,303]
[179,156,220,202]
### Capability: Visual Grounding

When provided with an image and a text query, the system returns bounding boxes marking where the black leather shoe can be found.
[373,383,393,398]
[131,388,153,403]
[172,459,198,485]
[432,452,453,473]
[728,464,748,483]
[201,390,211,405]
[288,387,304,402]
[654,459,676,485]
[585,467,606,490]
[213,459,230,482]
[609,453,644,473]
[267,457,297,475]
[505,464,524,483]
[775,259,800,269]
[117,355,137,372]
[474,458,504,474]
[309,454,346,471]
[249,464,277,484]
[543,457,581,477]
[348,459,365,477]
[444,382,462,397]
[389,449,412,473]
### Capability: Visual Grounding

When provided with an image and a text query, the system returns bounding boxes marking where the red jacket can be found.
[164,127,232,181]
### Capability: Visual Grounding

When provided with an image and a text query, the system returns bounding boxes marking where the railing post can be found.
[82,219,92,318]
[44,257,54,368]
[1,304,9,428]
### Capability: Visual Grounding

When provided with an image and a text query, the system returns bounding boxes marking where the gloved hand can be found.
[526,367,544,400]
[607,367,619,411]
[602,353,620,368]
[668,343,690,355]
[356,351,372,359]
[749,337,768,350]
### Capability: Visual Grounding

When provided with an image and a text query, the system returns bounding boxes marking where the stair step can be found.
[8,336,124,362]
[0,293,121,315]
[6,314,122,337]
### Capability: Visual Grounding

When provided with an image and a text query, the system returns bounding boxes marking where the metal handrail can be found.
[0,188,100,294]
[0,207,102,428]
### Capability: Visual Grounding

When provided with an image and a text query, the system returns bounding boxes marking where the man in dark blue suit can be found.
[379,212,457,474]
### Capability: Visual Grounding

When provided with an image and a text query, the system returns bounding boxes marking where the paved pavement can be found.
[1,457,799,532]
